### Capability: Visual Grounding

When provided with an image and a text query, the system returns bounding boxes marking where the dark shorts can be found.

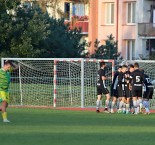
[143,87,154,99]
[111,89,118,98]
[132,87,142,97]
[110,85,118,97]
[97,86,109,95]
[117,85,125,97]
[125,86,132,98]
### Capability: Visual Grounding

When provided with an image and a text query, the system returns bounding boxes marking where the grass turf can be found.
[0,108,155,145]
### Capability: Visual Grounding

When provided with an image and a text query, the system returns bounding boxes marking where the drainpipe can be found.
[116,0,119,42]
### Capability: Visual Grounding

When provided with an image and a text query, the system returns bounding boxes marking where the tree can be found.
[0,1,88,58]
[91,34,118,59]
[43,18,88,58]
[0,0,50,57]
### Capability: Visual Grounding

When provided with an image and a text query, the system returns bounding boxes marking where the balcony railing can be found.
[65,20,88,34]
[138,23,155,36]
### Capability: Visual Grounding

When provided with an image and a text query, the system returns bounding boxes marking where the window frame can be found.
[105,2,115,25]
[126,40,135,60]
[127,2,136,24]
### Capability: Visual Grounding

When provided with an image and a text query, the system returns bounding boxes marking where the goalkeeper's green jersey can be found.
[0,68,11,92]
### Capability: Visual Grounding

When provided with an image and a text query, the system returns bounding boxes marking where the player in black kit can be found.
[96,62,111,113]
[142,70,154,114]
[110,66,122,113]
[130,63,145,114]
[117,65,127,113]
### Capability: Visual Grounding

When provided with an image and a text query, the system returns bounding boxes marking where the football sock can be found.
[144,100,150,113]
[126,103,130,113]
[119,101,123,110]
[138,99,143,112]
[2,112,7,120]
[105,100,109,109]
[116,100,120,110]
[122,102,126,112]
[111,101,115,109]
[133,100,137,114]
[96,100,100,110]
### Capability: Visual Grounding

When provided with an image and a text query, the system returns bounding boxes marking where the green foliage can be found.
[0,1,88,58]
[91,34,118,59]
[44,18,87,58]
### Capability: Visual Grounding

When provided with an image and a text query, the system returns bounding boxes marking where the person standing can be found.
[110,66,122,113]
[96,62,111,113]
[130,63,145,114]
[0,60,14,122]
[117,65,127,113]
[143,71,154,114]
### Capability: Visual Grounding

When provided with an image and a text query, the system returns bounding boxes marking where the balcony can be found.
[65,20,88,34]
[138,23,155,37]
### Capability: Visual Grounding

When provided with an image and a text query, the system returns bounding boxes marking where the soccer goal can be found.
[1,58,114,108]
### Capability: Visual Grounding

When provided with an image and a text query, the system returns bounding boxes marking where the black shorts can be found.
[125,86,132,98]
[143,87,154,99]
[110,85,118,97]
[117,85,125,97]
[97,86,109,95]
[132,87,142,97]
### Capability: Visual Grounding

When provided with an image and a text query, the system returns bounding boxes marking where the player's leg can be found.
[111,96,117,113]
[143,88,153,114]
[121,97,126,114]
[137,88,143,113]
[126,97,130,114]
[0,91,10,122]
[137,97,142,113]
[96,95,102,112]
[96,87,102,112]
[117,86,124,113]
[132,88,138,114]
[111,88,119,113]
[105,93,110,113]
[143,99,150,114]
[125,89,132,114]
[2,101,10,122]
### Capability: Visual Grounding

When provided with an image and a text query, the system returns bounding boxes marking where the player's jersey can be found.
[0,69,11,92]
[130,69,144,87]
[117,72,126,90]
[143,74,154,91]
[124,71,131,87]
[112,71,119,90]
[97,68,106,88]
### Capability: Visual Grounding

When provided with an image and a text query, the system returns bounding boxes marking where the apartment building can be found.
[89,0,155,60]
[22,0,89,45]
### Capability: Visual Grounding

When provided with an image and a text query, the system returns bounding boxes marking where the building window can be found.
[64,3,88,20]
[73,4,85,16]
[127,2,136,24]
[64,2,70,20]
[126,40,135,60]
[105,3,114,25]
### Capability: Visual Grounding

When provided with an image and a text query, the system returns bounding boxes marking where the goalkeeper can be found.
[0,60,15,122]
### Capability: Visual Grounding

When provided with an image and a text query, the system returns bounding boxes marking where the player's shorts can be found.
[143,87,154,99]
[110,87,118,98]
[97,86,109,95]
[125,86,132,98]
[132,87,142,97]
[0,91,9,103]
[117,85,125,97]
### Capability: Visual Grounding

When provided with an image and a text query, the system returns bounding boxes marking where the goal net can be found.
[1,58,114,108]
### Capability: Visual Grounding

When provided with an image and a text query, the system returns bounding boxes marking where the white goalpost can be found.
[1,58,114,108]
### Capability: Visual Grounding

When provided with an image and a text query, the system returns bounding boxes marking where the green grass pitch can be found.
[0,108,155,145]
